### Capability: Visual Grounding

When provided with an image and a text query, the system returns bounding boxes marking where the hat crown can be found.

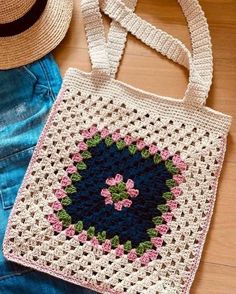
[0,0,36,24]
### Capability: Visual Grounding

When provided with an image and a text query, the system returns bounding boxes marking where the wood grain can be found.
[53,1,236,293]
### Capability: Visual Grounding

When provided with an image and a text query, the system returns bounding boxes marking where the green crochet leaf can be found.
[86,138,97,148]
[124,240,132,252]
[116,140,126,150]
[57,210,71,227]
[128,144,137,155]
[152,216,163,225]
[75,221,83,233]
[93,134,101,145]
[87,226,95,238]
[162,192,173,201]
[81,151,92,159]
[157,204,169,213]
[141,149,150,159]
[136,244,145,256]
[153,153,162,164]
[165,160,179,174]
[105,136,113,147]
[141,241,153,250]
[166,179,176,188]
[76,162,87,170]
[65,185,76,194]
[97,231,106,242]
[111,235,120,248]
[70,173,82,182]
[61,196,72,206]
[147,228,158,237]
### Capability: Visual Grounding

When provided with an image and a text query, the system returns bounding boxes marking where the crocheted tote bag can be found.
[4,0,232,293]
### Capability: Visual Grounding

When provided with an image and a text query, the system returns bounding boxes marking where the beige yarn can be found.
[3,0,231,294]
[0,0,73,70]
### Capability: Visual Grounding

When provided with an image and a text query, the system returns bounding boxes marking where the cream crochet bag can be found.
[3,0,232,293]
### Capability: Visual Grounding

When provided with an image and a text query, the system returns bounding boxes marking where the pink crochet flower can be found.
[72,153,83,163]
[126,179,134,189]
[52,221,63,233]
[101,188,111,198]
[173,174,185,185]
[177,161,187,171]
[140,253,150,266]
[167,200,178,211]
[121,199,132,208]
[100,128,109,138]
[128,189,139,197]
[127,249,137,261]
[115,245,124,257]
[47,214,59,224]
[77,141,88,151]
[147,249,158,261]
[124,135,133,146]
[60,176,72,187]
[136,139,145,151]
[151,237,163,248]
[156,224,169,235]
[106,177,116,186]
[82,129,92,139]
[65,225,75,237]
[171,187,182,198]
[78,231,87,243]
[112,131,121,142]
[162,212,173,223]
[90,126,98,136]
[55,189,67,199]
[115,174,123,184]
[149,144,158,155]
[105,197,113,205]
[66,165,77,174]
[51,201,63,211]
[91,237,99,247]
[102,240,112,252]
[114,202,123,211]
[160,149,170,160]
[172,154,182,165]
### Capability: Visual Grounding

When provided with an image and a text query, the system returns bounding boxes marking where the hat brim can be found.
[0,0,73,70]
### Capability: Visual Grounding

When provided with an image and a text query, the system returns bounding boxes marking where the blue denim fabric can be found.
[0,54,97,294]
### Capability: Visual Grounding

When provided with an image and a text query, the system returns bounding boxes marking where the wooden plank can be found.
[192,262,236,294]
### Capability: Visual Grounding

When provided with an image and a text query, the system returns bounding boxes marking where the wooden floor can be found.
[53,1,236,293]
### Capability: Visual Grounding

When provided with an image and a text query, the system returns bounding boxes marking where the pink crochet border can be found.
[3,85,228,293]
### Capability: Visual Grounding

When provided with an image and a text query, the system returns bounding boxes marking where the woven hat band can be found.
[0,0,47,37]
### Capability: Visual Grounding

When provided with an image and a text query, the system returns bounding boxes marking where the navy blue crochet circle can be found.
[65,141,172,247]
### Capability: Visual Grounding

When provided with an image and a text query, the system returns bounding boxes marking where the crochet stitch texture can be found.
[3,0,232,293]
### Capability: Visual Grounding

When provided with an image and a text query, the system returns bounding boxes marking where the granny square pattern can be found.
[47,126,186,266]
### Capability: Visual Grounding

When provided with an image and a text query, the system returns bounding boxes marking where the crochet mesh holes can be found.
[5,89,225,293]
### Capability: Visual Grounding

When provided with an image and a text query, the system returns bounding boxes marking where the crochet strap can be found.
[81,0,110,75]
[101,0,213,105]
[81,0,191,74]
[81,0,213,105]
[81,0,137,77]
[107,0,138,78]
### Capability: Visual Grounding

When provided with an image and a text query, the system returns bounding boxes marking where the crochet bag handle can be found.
[81,0,213,106]
[81,0,192,76]
[107,0,138,78]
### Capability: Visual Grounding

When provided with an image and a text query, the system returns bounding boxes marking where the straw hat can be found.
[0,0,73,70]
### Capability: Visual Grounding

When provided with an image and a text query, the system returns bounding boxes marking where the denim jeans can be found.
[0,54,97,294]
